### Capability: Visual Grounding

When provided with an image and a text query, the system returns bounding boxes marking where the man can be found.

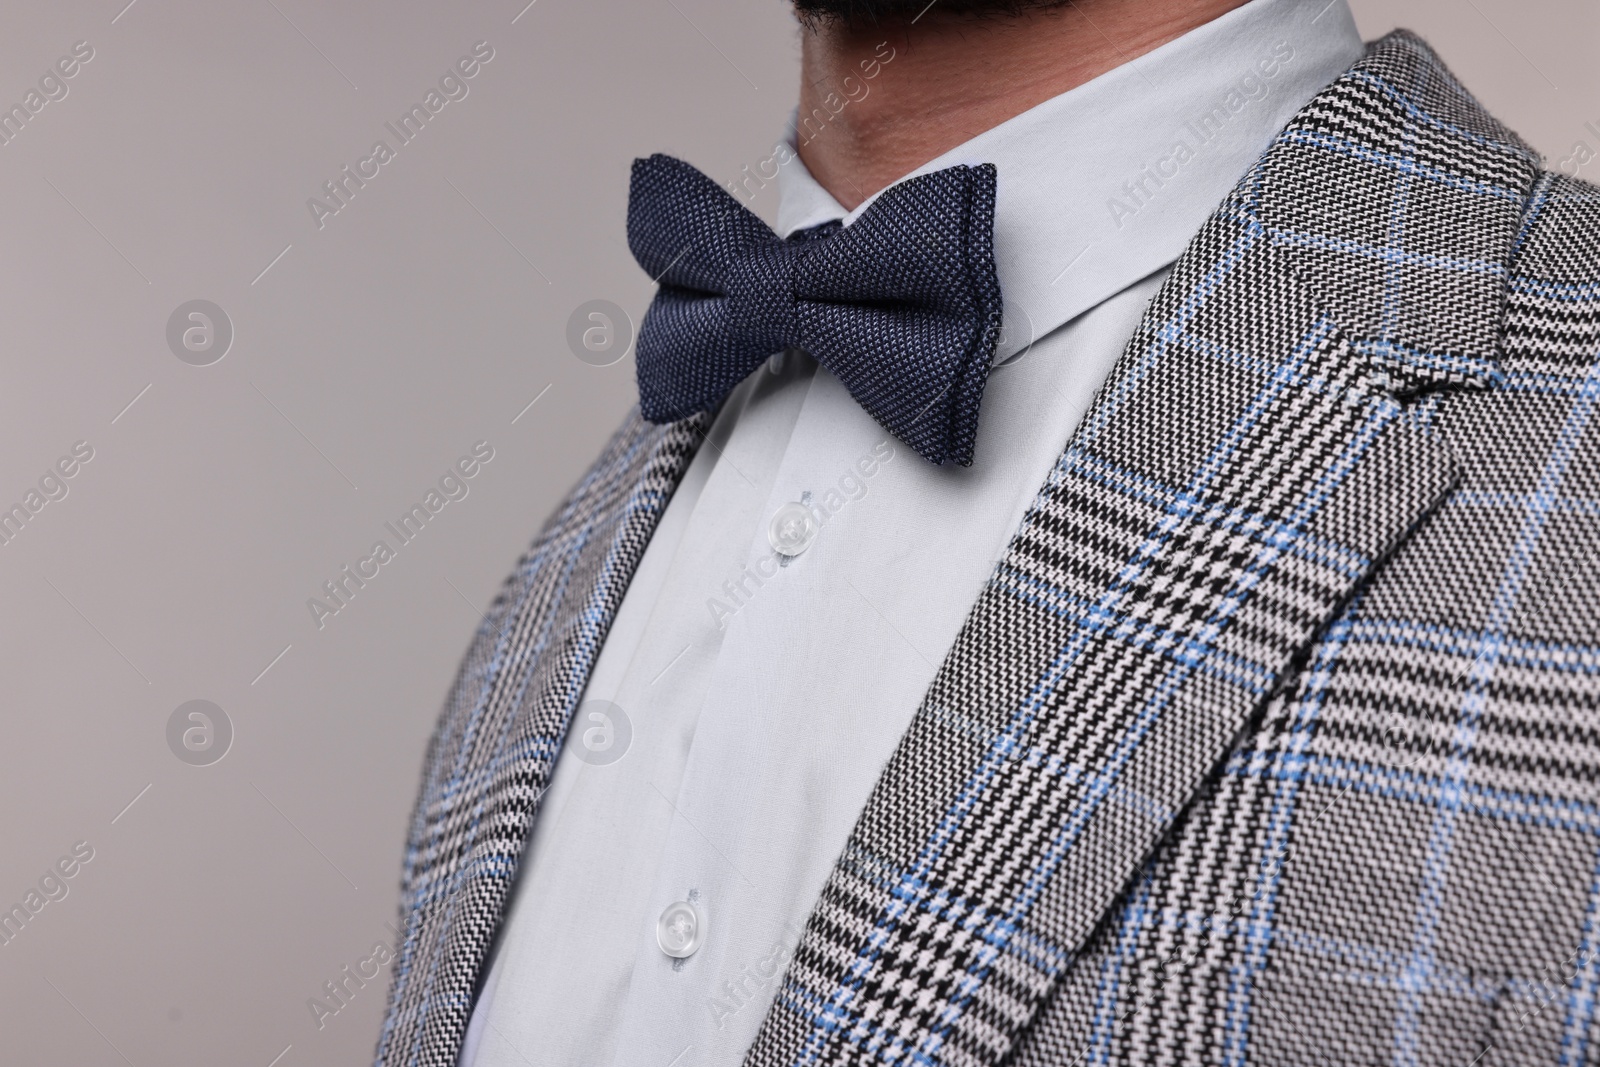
[376,0,1600,1062]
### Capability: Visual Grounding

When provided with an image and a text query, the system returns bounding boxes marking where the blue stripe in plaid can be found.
[1271,129,1525,204]
[1272,758,1600,832]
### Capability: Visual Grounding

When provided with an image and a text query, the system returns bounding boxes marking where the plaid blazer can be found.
[375,32,1600,1066]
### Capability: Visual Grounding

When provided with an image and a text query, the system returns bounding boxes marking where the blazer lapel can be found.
[376,411,708,1067]
[744,32,1539,1067]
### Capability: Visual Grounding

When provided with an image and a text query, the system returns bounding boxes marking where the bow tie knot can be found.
[626,153,1003,466]
[726,238,809,352]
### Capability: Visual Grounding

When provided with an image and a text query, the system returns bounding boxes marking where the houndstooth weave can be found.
[375,31,1600,1066]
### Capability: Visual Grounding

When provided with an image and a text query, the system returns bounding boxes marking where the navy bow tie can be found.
[626,153,1003,466]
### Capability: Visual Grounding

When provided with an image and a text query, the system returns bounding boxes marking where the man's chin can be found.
[793,0,1069,29]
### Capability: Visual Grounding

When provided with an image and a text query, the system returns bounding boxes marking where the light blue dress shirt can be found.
[463,2,1364,1064]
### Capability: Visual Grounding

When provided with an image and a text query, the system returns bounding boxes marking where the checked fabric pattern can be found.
[1000,45,1600,1067]
[375,30,1600,1067]
[745,32,1600,1067]
[1009,102,1600,1067]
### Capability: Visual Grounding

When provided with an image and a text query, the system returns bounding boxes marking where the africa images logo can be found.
[307,41,495,230]
[306,441,494,631]
[0,842,95,949]
[1104,40,1296,229]
[0,40,94,150]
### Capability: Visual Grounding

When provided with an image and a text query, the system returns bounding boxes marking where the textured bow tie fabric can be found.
[626,153,1003,466]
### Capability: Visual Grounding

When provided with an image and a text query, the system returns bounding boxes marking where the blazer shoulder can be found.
[1359,29,1539,163]
[1511,170,1600,286]
[1500,170,1600,382]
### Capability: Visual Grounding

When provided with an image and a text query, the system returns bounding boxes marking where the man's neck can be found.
[796,0,1250,210]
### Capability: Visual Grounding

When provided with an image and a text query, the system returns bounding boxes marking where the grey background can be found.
[0,1,1589,1064]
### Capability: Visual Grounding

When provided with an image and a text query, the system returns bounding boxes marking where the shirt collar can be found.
[775,0,1364,360]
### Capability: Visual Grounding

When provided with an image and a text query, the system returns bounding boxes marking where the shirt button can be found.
[657,900,704,959]
[768,502,819,557]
